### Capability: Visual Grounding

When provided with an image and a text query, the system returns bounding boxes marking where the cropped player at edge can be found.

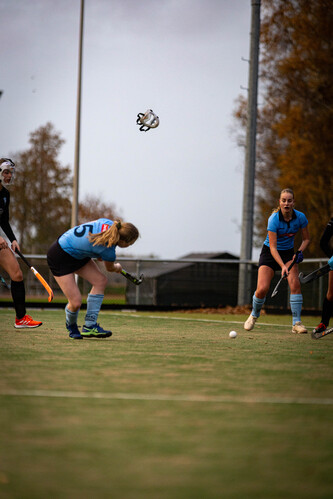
[47,219,139,339]
[244,188,310,334]
[312,217,333,338]
[0,158,42,329]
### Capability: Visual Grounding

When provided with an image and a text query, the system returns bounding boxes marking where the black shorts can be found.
[258,244,294,272]
[47,240,91,277]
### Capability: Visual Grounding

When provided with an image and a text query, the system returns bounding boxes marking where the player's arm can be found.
[320,218,333,257]
[10,240,20,252]
[104,261,122,273]
[0,219,16,243]
[268,231,289,276]
[297,225,310,254]
[290,225,310,264]
[0,193,17,246]
[0,235,8,250]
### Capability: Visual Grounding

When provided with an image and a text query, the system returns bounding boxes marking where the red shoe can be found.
[14,315,43,329]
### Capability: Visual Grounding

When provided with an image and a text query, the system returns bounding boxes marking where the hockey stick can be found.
[311,326,333,340]
[15,249,54,302]
[0,274,10,289]
[271,253,300,298]
[121,269,144,285]
[299,263,331,284]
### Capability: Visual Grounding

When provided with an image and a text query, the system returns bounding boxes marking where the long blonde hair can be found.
[272,188,294,213]
[88,221,139,248]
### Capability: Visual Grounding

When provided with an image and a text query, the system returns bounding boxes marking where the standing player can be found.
[47,219,139,339]
[244,188,310,334]
[312,217,333,337]
[0,158,42,328]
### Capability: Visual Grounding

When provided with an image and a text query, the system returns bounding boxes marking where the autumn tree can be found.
[234,0,333,256]
[9,123,121,254]
[78,194,120,225]
[11,123,72,253]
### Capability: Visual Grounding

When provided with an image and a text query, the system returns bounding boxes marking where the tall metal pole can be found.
[237,0,261,305]
[71,0,84,228]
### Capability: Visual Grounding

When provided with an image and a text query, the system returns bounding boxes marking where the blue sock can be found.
[65,305,79,326]
[85,293,104,327]
[251,293,266,318]
[290,294,303,325]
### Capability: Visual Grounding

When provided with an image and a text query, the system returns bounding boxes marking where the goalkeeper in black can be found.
[0,158,42,328]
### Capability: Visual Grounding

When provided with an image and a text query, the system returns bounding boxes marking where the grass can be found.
[0,289,127,306]
[0,308,332,498]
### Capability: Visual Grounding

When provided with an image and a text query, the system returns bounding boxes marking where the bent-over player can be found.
[47,219,139,339]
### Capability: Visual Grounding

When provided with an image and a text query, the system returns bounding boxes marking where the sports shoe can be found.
[244,314,257,331]
[66,322,83,340]
[292,321,308,334]
[81,323,112,338]
[312,326,333,339]
[15,314,42,329]
[312,323,326,335]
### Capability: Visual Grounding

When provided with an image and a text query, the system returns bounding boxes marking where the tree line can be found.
[234,0,333,257]
[6,0,333,258]
[8,122,119,254]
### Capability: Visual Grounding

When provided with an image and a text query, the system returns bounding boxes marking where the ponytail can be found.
[88,221,139,248]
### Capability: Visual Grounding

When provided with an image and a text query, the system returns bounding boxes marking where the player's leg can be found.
[0,248,25,318]
[244,265,274,331]
[75,260,111,338]
[313,270,333,335]
[0,247,42,328]
[76,259,108,294]
[54,273,82,311]
[53,273,83,339]
[287,263,307,333]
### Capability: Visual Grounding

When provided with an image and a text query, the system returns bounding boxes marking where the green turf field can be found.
[0,308,332,499]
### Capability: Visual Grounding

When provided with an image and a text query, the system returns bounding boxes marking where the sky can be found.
[0,0,253,259]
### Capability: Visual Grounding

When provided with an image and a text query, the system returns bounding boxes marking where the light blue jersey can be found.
[263,209,308,251]
[58,218,116,261]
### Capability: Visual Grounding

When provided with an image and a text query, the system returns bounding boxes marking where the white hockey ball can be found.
[229,330,237,338]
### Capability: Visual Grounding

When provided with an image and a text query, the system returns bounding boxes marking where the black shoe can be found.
[66,322,83,340]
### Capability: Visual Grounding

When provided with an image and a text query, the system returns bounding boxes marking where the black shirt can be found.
[0,185,16,242]
[320,218,333,258]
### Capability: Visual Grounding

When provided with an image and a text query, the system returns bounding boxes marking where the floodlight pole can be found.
[71,0,84,228]
[237,0,261,306]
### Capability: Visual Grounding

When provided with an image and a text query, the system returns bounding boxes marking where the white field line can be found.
[1,389,332,406]
[107,312,291,328]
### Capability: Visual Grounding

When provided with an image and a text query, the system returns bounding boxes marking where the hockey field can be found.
[0,309,332,498]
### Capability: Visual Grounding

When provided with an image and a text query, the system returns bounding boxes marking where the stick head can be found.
[130,273,144,285]
[122,269,144,285]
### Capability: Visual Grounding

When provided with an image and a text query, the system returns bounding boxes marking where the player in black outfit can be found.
[312,217,333,337]
[0,158,42,328]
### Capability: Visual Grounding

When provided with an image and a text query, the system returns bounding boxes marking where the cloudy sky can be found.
[0,0,253,259]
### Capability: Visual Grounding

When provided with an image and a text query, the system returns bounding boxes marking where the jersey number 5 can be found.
[74,224,93,237]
